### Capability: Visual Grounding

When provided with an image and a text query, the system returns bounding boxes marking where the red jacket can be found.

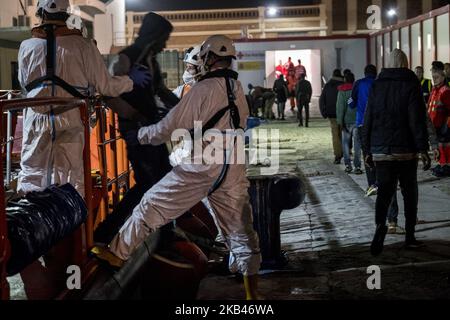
[428,84,450,140]
[275,65,284,79]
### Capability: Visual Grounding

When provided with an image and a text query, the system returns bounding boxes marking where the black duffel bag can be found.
[6,184,87,276]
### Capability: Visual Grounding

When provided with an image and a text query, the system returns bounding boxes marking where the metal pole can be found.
[5,92,13,187]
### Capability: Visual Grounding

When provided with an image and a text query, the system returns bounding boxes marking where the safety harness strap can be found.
[206,77,241,196]
[25,24,86,99]
[26,76,86,99]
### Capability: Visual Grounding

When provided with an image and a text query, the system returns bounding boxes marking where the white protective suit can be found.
[110,73,262,276]
[18,34,133,196]
[172,84,189,100]
[172,81,227,244]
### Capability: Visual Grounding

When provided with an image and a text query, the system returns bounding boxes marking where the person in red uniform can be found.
[275,60,284,79]
[428,61,450,177]
[286,68,297,112]
[295,59,307,81]
[283,57,294,74]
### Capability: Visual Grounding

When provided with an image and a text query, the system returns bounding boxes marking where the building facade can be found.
[124,0,449,51]
[0,0,126,89]
[0,0,448,90]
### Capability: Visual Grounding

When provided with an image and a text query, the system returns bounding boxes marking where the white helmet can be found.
[183,45,202,66]
[36,0,70,15]
[199,35,236,60]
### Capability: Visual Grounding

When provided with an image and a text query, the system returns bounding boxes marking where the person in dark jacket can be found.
[94,13,179,244]
[351,64,378,196]
[415,66,433,104]
[295,73,312,127]
[362,49,431,256]
[445,63,450,86]
[319,69,344,163]
[248,83,265,117]
[273,74,288,120]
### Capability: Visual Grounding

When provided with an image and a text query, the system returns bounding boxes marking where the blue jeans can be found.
[277,102,286,119]
[387,191,399,224]
[357,126,377,187]
[342,124,361,169]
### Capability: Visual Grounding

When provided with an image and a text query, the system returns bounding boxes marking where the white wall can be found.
[423,18,434,79]
[234,37,368,93]
[411,23,421,72]
[437,13,450,64]
[401,26,410,63]
[94,0,126,54]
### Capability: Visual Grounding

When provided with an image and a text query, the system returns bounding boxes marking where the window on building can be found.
[357,0,372,30]
[407,0,422,19]
[332,0,348,31]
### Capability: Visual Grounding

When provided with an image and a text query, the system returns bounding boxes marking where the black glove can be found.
[129,64,152,88]
[365,155,375,169]
[123,129,140,147]
[420,152,431,171]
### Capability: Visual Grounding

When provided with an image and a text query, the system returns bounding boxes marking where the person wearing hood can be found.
[319,69,344,164]
[17,0,149,197]
[92,35,262,300]
[295,73,312,127]
[93,12,179,244]
[173,45,202,99]
[273,74,289,120]
[362,49,431,257]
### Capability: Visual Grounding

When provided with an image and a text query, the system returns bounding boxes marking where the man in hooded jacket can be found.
[93,12,180,244]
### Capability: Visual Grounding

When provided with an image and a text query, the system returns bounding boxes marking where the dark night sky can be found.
[126,0,316,11]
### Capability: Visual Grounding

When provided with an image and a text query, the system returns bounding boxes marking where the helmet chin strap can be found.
[200,51,211,76]
[200,52,226,75]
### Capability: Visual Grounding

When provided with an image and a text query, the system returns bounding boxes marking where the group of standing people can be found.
[247,57,311,124]
[272,58,311,124]
[320,48,450,256]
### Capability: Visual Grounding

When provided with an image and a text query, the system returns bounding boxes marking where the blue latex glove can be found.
[129,64,152,88]
[123,129,140,147]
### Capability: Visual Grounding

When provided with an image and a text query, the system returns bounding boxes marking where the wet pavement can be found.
[197,115,450,300]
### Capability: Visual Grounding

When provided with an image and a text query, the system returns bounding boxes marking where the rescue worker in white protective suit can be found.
[95,35,262,300]
[171,44,227,245]
[173,45,202,99]
[17,0,150,196]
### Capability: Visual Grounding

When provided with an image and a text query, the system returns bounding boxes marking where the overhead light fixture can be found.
[268,7,278,17]
[387,9,397,17]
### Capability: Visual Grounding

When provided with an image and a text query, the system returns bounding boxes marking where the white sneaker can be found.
[365,185,378,197]
[387,223,406,235]
[387,223,396,234]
